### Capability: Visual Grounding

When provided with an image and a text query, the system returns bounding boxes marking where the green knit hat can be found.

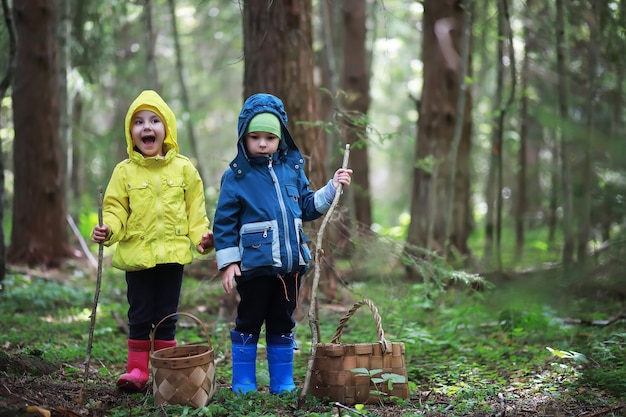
[246,113,282,138]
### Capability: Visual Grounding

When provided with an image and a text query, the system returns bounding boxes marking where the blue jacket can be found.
[213,93,336,278]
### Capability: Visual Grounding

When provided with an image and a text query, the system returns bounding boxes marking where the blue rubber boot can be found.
[230,330,259,394]
[266,332,297,394]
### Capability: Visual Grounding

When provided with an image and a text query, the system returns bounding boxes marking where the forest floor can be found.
[1,325,624,417]
[1,257,625,416]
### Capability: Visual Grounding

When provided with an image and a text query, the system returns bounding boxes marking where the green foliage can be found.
[1,273,93,313]
[350,367,407,400]
[1,256,624,415]
[576,332,626,398]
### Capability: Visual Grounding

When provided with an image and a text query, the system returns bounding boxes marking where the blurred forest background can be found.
[0,0,625,292]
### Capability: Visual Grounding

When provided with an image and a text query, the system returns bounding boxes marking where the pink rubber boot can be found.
[153,339,177,351]
[116,339,151,391]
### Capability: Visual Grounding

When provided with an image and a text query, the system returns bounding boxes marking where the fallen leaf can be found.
[25,405,51,417]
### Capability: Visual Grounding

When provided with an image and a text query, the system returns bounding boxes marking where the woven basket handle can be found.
[151,312,213,352]
[329,298,392,354]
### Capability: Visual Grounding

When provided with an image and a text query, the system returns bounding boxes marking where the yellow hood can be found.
[124,90,179,158]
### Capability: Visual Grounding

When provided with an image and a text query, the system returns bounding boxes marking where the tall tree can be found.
[515,0,533,262]
[143,0,159,89]
[406,0,472,275]
[575,0,598,265]
[8,0,71,266]
[482,0,505,267]
[167,0,205,184]
[484,0,515,271]
[241,0,332,306]
[341,0,372,231]
[443,0,472,261]
[242,0,324,189]
[0,0,16,283]
[555,0,574,267]
[58,0,72,207]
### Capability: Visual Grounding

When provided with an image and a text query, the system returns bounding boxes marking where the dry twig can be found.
[298,144,350,407]
[83,186,104,389]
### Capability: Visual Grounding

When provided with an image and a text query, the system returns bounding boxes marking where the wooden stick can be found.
[83,186,104,388]
[299,144,350,407]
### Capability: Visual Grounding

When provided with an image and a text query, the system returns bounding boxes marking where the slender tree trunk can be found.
[318,0,340,169]
[495,0,515,270]
[483,2,505,268]
[9,0,71,266]
[576,0,598,265]
[0,0,16,283]
[341,0,372,231]
[515,0,534,262]
[167,0,205,184]
[555,0,574,266]
[443,0,472,260]
[143,0,159,90]
[406,0,472,278]
[58,0,72,207]
[547,138,559,242]
[316,0,352,293]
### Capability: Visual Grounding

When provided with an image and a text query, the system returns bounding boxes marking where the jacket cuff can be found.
[216,247,241,270]
[314,180,336,213]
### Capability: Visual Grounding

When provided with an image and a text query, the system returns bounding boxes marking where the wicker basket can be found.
[310,299,410,404]
[150,312,216,408]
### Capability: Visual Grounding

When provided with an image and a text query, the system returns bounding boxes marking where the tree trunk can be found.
[443,0,472,261]
[0,0,16,282]
[243,0,324,189]
[58,0,72,207]
[555,0,574,266]
[167,0,205,185]
[483,0,506,270]
[515,0,534,262]
[315,0,351,299]
[406,0,472,276]
[242,1,335,306]
[143,0,159,90]
[9,0,71,266]
[576,0,598,265]
[341,0,372,231]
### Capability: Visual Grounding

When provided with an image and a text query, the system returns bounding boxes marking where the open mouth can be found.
[142,135,156,145]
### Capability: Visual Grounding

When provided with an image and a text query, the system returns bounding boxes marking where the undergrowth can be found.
[1,231,625,416]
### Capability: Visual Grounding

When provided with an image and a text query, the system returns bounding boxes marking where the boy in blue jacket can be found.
[213,93,352,394]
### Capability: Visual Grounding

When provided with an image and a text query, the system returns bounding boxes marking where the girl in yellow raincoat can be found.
[91,90,213,391]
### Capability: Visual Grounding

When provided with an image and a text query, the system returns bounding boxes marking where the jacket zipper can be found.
[155,166,165,261]
[268,156,293,271]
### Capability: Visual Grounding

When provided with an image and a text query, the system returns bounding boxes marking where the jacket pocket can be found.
[295,219,311,266]
[285,184,300,203]
[299,229,311,265]
[240,226,274,271]
[126,181,151,229]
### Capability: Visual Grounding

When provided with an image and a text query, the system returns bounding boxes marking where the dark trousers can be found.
[126,263,183,340]
[235,273,301,335]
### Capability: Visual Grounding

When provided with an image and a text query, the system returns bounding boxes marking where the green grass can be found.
[1,231,625,416]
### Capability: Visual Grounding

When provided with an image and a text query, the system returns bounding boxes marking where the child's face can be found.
[245,131,280,157]
[130,110,166,157]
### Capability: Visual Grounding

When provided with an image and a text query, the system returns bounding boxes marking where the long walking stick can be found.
[299,144,350,407]
[83,186,104,389]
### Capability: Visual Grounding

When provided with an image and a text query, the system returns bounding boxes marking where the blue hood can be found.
[230,93,302,178]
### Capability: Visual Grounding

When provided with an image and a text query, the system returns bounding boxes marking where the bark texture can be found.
[9,0,70,266]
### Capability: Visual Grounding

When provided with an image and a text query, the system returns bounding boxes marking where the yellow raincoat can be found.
[101,90,209,271]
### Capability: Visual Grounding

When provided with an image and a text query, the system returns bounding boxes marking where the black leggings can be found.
[126,263,183,340]
[234,273,301,335]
